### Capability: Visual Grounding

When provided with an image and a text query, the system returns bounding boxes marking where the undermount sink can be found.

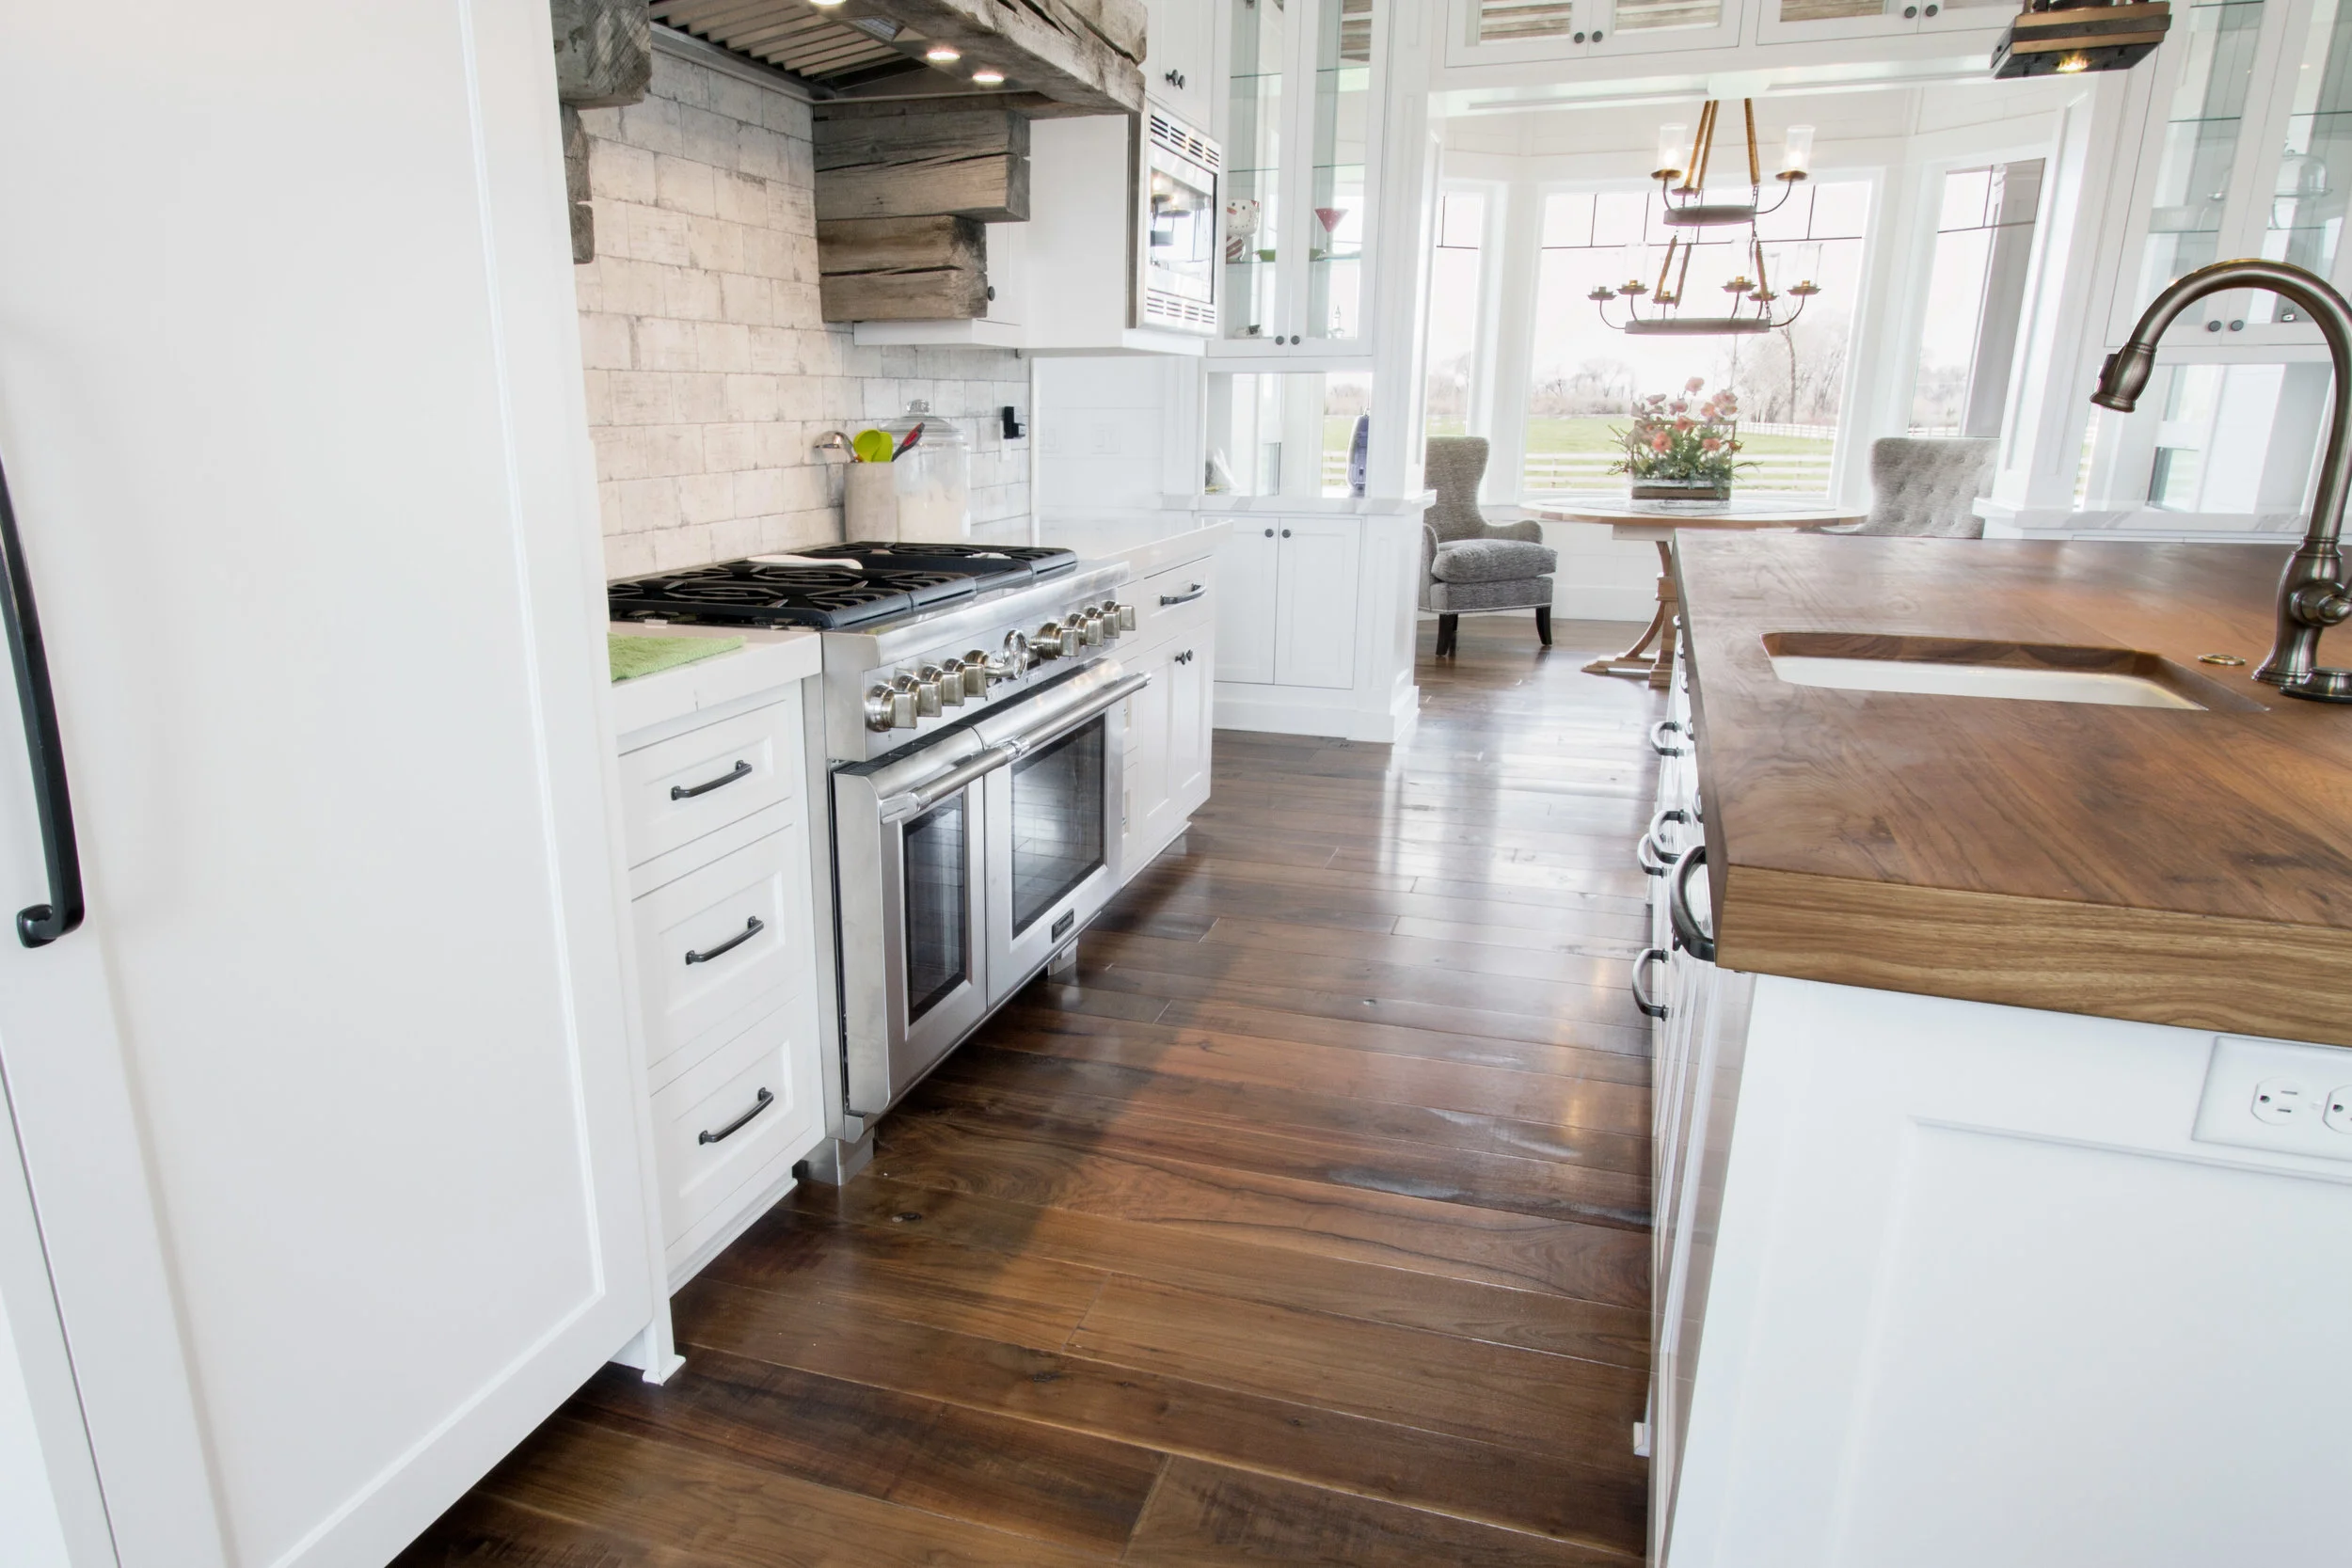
[1760,632,2265,712]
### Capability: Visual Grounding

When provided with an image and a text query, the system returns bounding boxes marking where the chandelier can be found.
[1588,99,1821,336]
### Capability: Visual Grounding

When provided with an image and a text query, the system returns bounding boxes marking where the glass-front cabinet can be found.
[1216,0,1386,354]
[2084,0,2352,517]
[1449,0,1740,62]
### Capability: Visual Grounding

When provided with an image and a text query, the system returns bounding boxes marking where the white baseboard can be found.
[1214,684,1410,743]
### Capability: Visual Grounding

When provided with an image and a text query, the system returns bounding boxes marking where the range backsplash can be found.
[573,42,1029,580]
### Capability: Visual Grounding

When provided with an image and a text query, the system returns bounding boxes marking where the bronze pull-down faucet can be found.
[2091,258,2352,702]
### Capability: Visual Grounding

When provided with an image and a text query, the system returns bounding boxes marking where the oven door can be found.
[977,661,1144,1004]
[834,729,999,1116]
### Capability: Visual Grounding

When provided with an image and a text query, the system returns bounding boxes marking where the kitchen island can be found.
[1646,535,2352,1568]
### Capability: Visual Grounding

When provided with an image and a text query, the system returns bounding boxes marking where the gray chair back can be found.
[1850,436,1995,537]
[1423,436,1491,543]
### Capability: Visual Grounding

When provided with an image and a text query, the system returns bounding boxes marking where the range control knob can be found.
[1116,601,1137,632]
[1048,619,1082,657]
[889,671,937,721]
[1001,628,1032,673]
[1079,609,1105,647]
[924,661,965,706]
[865,681,917,732]
[1034,621,1066,659]
[960,650,993,698]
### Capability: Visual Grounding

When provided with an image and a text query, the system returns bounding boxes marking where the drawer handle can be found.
[698,1086,773,1145]
[1641,806,1688,870]
[684,915,762,965]
[671,759,753,800]
[1669,846,1714,963]
[1159,583,1207,606]
[1650,719,1686,758]
[1631,947,1669,1020]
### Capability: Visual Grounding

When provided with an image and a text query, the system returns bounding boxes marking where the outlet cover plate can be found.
[2193,1035,2352,1162]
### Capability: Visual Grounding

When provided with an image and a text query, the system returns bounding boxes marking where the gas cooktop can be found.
[608,560,976,631]
[793,542,1077,580]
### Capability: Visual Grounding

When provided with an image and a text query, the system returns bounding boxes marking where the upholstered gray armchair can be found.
[1827,436,1997,537]
[1421,436,1559,657]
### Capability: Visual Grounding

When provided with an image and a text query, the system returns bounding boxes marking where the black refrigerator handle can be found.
[0,449,82,947]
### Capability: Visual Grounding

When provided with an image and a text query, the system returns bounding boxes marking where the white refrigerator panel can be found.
[0,4,652,1566]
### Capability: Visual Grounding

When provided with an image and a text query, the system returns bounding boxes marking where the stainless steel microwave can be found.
[1137,110,1219,336]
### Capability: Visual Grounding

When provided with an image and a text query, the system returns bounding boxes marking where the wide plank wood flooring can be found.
[396,613,1662,1566]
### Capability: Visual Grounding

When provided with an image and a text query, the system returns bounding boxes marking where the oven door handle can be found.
[1003,671,1151,760]
[877,744,1018,825]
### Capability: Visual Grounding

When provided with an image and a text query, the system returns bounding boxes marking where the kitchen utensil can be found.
[851,428,894,463]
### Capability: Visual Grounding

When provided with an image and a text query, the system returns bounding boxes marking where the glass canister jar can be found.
[879,400,971,543]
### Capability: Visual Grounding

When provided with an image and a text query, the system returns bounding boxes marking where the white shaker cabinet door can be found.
[1166,634,1213,817]
[0,7,652,1568]
[1272,517,1361,689]
[1214,523,1280,684]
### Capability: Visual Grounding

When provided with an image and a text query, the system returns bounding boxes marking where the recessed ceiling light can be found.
[808,0,846,8]
[971,67,1006,84]
[925,44,961,61]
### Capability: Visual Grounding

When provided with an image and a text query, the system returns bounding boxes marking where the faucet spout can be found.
[2092,259,2352,699]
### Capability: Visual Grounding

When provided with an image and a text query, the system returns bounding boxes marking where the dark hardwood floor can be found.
[398,612,1663,1567]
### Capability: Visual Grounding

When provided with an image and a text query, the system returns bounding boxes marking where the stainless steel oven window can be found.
[901,793,971,1022]
[1009,720,1105,934]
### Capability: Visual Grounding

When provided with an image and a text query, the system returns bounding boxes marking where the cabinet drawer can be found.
[618,695,801,867]
[634,826,806,1082]
[648,998,819,1252]
[1133,559,1214,643]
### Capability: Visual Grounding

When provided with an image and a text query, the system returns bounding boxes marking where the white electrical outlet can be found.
[2194,1037,2352,1160]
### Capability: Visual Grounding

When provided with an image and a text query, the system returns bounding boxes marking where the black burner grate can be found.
[608,560,975,629]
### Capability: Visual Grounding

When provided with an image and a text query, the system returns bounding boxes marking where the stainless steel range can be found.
[611,543,1140,1177]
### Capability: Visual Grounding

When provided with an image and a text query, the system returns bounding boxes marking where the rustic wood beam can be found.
[814,104,1030,222]
[549,0,652,107]
[817,216,990,321]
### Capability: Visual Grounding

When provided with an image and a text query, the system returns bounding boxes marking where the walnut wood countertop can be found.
[1677,533,2352,1047]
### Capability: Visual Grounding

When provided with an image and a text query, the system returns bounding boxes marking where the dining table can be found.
[1529,498,1867,688]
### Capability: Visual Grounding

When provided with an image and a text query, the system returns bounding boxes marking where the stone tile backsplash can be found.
[574,45,1029,580]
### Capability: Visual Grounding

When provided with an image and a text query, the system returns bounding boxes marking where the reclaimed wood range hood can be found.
[650,0,1148,320]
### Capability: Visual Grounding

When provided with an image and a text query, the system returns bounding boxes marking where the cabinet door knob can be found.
[1281,528,1293,537]
[1591,28,1602,39]
[1263,528,1275,537]
[1902,5,1917,16]
[1573,29,1586,40]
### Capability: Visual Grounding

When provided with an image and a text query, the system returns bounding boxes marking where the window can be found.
[1910,160,2042,436]
[1424,190,1487,444]
[1520,181,1869,496]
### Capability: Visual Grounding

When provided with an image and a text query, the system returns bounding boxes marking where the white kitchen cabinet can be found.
[1215,0,1390,354]
[0,7,664,1565]
[1112,542,1222,873]
[1269,515,1359,688]
[1214,522,1281,682]
[612,654,830,1291]
[1205,500,1423,740]
[1146,0,1216,125]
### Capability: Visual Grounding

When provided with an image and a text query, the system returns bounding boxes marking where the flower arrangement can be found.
[1611,378,1747,499]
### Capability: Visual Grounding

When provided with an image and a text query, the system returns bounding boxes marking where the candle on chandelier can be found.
[1778,124,1816,182]
[1655,123,1689,182]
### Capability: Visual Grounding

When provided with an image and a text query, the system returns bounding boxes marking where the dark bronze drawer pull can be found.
[1631,948,1669,1020]
[1669,846,1714,963]
[672,759,752,800]
[698,1086,772,1145]
[684,915,762,965]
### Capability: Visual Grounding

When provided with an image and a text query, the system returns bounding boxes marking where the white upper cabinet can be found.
[2109,0,2352,343]
[1754,0,2013,44]
[1216,0,1387,356]
[1451,0,1740,63]
[1147,0,1218,125]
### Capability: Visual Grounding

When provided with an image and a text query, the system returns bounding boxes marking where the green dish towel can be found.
[609,633,744,684]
